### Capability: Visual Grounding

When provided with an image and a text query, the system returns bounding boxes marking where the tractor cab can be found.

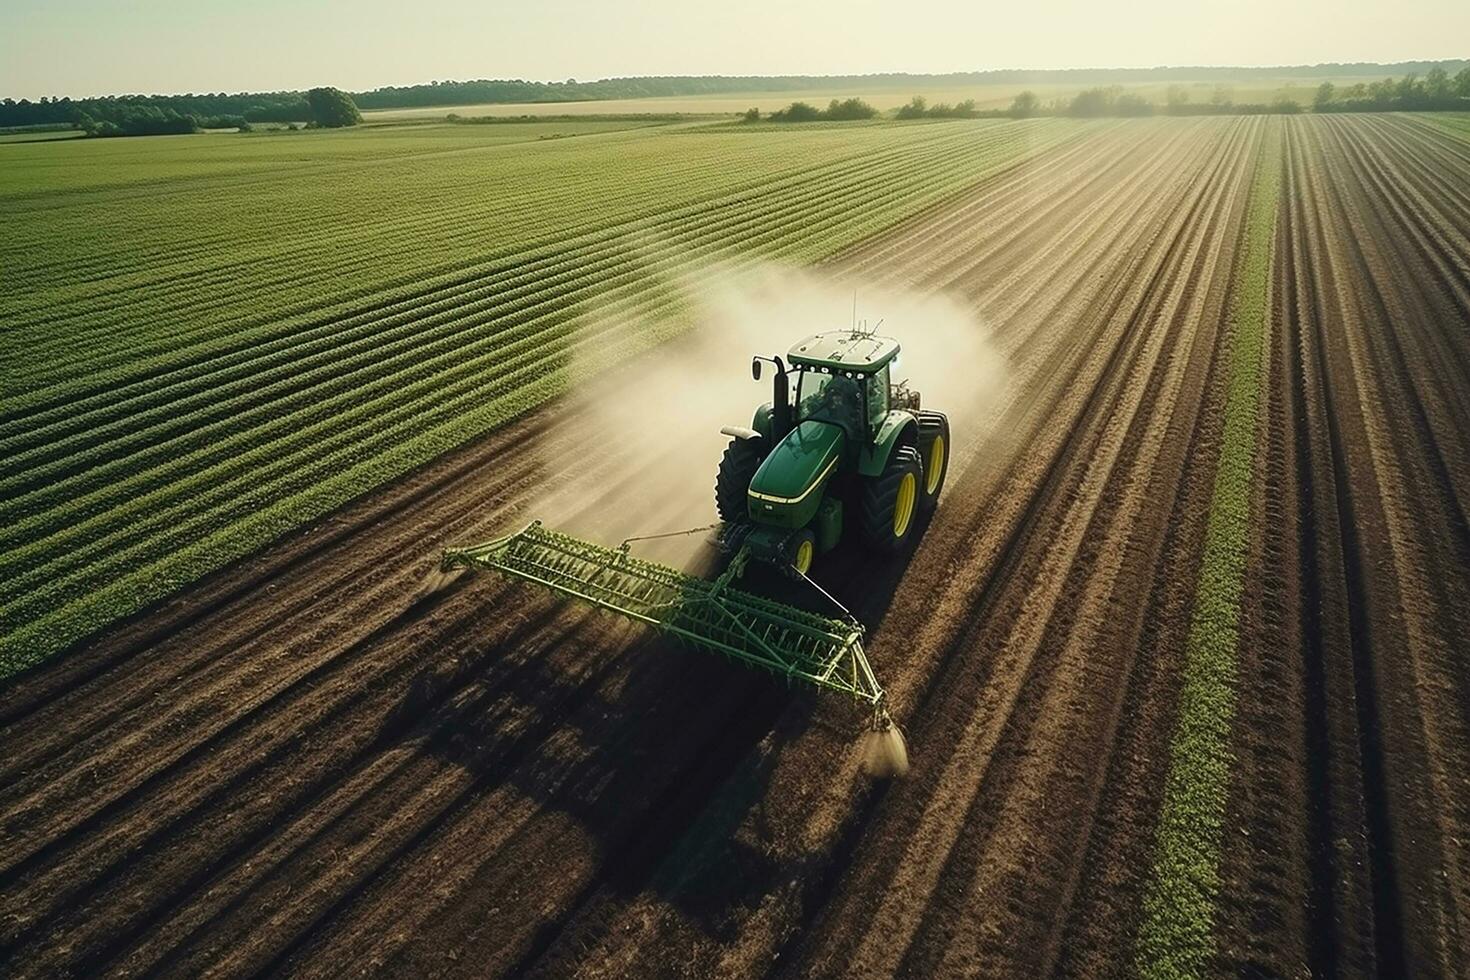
[788,331,901,446]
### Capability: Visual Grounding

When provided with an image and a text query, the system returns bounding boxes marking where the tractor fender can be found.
[858,410,920,477]
[749,402,775,440]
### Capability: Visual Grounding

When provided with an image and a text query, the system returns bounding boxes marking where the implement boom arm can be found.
[440,521,885,707]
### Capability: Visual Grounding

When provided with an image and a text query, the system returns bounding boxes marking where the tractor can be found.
[716,329,950,575]
[426,328,947,775]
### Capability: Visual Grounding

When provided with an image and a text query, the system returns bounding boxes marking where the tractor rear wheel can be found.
[859,445,924,554]
[917,411,950,511]
[716,437,762,523]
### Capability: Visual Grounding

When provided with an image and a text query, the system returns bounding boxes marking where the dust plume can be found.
[532,262,1007,565]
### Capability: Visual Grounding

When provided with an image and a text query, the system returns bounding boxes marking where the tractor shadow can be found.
[741,505,938,630]
[386,519,930,946]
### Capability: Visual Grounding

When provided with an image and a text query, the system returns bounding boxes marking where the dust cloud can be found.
[532,262,1006,565]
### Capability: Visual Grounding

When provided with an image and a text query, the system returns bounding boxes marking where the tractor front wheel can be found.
[716,437,762,523]
[859,445,924,554]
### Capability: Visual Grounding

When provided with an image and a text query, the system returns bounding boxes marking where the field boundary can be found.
[1134,117,1283,977]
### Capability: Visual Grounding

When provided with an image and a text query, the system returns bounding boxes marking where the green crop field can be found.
[0,115,1079,673]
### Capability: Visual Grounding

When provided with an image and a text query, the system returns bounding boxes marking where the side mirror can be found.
[751,357,762,381]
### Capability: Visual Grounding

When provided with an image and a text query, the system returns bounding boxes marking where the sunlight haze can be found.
[4,0,1467,98]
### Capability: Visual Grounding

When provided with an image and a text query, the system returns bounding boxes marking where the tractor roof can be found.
[788,331,900,373]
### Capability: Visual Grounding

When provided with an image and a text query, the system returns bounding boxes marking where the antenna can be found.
[851,291,858,333]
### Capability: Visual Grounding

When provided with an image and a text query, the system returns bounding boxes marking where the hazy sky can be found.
[4,0,1466,99]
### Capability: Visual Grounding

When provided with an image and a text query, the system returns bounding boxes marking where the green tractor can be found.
[427,329,946,775]
[716,330,950,575]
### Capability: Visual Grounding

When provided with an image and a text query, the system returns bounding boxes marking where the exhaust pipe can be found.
[753,355,794,440]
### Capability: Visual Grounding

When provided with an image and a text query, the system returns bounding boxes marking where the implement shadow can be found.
[387,521,929,950]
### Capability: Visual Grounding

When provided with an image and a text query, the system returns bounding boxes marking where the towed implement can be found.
[429,328,950,776]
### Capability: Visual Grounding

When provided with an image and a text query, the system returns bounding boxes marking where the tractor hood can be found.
[747,420,844,529]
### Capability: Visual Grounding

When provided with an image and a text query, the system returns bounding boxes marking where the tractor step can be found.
[440,521,885,706]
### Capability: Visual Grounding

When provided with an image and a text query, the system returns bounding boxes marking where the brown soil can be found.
[2,115,1467,978]
[1215,113,1470,979]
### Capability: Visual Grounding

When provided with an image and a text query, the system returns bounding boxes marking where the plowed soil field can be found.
[3,114,1468,977]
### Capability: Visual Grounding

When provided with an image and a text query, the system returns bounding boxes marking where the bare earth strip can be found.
[1216,113,1470,978]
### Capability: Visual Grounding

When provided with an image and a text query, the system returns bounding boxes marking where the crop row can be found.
[1135,118,1282,976]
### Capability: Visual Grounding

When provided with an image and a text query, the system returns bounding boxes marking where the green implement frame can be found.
[440,521,885,707]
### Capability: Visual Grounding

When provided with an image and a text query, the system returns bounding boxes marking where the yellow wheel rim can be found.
[893,472,916,538]
[926,435,945,494]
[794,538,814,574]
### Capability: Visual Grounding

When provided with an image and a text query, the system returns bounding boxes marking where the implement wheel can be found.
[716,437,762,523]
[786,528,817,576]
[859,445,924,555]
[917,411,950,511]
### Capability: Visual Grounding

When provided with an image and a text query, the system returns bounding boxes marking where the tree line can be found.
[757,98,880,122]
[1311,68,1470,111]
[7,61,1466,130]
[4,87,362,137]
[1027,67,1470,119]
[756,96,1016,124]
[756,69,1470,125]
[2,88,361,132]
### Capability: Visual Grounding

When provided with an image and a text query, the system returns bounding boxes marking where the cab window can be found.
[868,365,889,430]
[797,368,863,437]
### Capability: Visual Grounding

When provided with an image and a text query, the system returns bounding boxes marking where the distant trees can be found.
[243,99,311,123]
[767,98,877,122]
[0,93,310,130]
[768,101,823,122]
[769,93,999,123]
[6,63,1469,136]
[76,105,198,137]
[34,86,358,138]
[928,99,979,118]
[1114,93,1153,116]
[824,97,878,120]
[892,96,983,119]
[1311,72,1470,112]
[1055,71,1470,117]
[335,67,1470,113]
[1425,66,1451,100]
[1064,87,1152,117]
[742,106,761,122]
[1009,91,1040,118]
[1067,87,1117,117]
[306,87,362,127]
[895,96,928,120]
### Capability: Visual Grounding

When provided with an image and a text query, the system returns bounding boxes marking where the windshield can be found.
[796,368,864,436]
